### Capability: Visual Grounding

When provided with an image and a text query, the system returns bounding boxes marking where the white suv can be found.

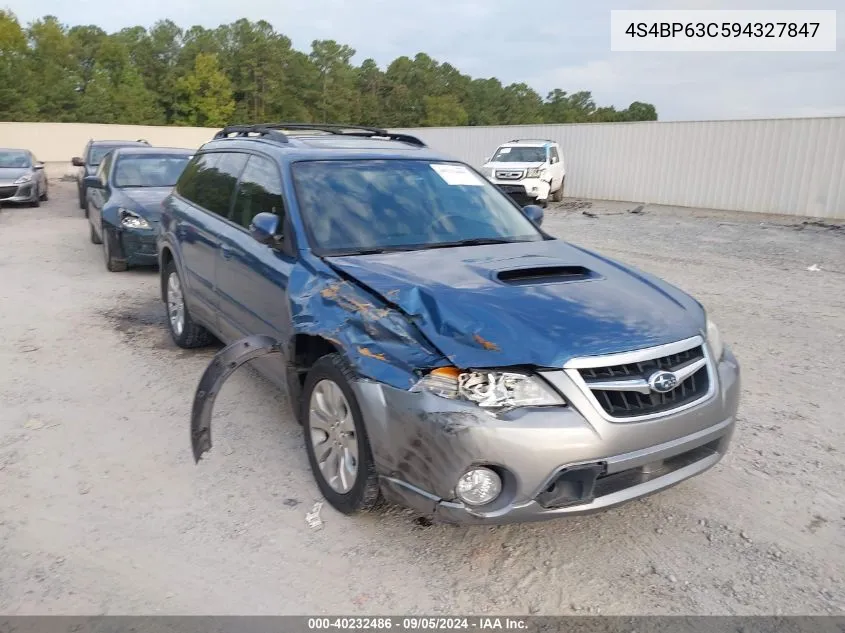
[481,139,565,207]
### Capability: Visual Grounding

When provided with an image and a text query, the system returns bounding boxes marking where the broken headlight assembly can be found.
[118,208,151,230]
[412,366,565,410]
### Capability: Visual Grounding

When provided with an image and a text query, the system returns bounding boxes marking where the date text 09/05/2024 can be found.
[307,617,529,631]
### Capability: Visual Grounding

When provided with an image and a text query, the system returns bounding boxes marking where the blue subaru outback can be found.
[159,123,740,525]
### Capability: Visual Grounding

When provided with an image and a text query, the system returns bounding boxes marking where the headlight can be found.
[706,317,724,361]
[14,174,32,184]
[119,208,151,230]
[526,167,541,178]
[412,367,565,410]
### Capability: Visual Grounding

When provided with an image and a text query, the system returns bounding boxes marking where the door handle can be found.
[220,245,234,260]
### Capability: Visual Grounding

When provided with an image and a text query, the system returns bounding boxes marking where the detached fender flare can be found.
[191,334,283,463]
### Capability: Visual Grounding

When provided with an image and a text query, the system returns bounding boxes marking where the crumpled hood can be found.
[120,187,173,221]
[326,239,705,369]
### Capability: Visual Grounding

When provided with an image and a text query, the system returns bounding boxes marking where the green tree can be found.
[0,14,659,126]
[0,10,36,119]
[309,39,358,123]
[173,52,235,127]
[423,95,468,126]
[26,16,80,121]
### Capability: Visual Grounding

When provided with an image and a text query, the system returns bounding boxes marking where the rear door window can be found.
[177,152,248,219]
[230,155,286,229]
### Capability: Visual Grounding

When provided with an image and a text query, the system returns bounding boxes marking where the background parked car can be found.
[481,139,565,207]
[72,139,150,213]
[0,148,48,207]
[85,146,194,272]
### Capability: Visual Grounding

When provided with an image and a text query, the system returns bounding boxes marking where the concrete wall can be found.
[2,117,843,219]
[0,122,216,181]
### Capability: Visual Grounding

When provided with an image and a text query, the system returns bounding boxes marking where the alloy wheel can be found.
[308,379,359,494]
[167,273,185,337]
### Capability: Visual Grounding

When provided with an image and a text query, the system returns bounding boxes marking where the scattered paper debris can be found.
[305,501,324,530]
[24,419,44,430]
[807,264,821,272]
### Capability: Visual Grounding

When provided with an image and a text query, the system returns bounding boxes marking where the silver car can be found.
[0,148,49,207]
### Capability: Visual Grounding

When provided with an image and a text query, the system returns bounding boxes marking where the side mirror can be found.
[33,162,44,170]
[84,175,103,189]
[249,212,280,245]
[522,204,544,227]
[72,157,84,167]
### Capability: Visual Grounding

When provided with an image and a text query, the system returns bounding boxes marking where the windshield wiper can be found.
[327,245,419,256]
[418,238,526,250]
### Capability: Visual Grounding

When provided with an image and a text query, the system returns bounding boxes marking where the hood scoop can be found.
[495,265,598,286]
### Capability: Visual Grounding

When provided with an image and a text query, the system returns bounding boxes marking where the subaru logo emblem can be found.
[648,370,678,394]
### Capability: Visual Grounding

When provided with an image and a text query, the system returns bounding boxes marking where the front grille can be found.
[495,170,524,180]
[0,186,18,198]
[578,345,710,419]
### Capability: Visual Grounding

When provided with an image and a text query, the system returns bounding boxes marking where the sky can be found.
[4,0,844,121]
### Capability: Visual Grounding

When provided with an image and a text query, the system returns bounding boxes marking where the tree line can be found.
[0,11,659,129]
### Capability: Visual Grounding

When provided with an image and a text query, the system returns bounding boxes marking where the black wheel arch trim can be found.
[191,334,283,463]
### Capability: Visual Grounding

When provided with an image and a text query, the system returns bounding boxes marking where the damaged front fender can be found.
[191,334,282,462]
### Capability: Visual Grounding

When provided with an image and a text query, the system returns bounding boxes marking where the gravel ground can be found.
[0,181,843,616]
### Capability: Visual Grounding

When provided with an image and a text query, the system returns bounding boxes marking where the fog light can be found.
[455,467,502,506]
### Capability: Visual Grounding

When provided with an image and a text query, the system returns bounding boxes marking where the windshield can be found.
[491,146,547,163]
[89,146,124,166]
[292,159,544,255]
[0,151,31,168]
[112,155,191,188]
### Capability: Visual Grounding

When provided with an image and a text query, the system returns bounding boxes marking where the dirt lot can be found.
[0,181,843,616]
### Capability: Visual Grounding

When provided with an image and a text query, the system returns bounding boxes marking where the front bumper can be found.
[353,347,740,525]
[491,178,551,204]
[0,182,36,203]
[108,223,159,266]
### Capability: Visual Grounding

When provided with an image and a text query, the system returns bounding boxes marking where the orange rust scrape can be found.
[358,347,388,361]
[473,333,500,352]
[321,283,390,319]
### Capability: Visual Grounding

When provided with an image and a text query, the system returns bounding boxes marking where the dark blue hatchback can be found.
[161,124,740,525]
[85,146,193,271]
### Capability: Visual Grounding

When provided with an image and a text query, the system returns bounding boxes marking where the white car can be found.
[481,140,565,207]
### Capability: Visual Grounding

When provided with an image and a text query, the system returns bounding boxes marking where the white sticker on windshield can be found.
[498,147,511,154]
[430,163,485,186]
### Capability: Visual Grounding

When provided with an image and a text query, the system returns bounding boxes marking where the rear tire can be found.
[301,354,381,515]
[163,260,214,348]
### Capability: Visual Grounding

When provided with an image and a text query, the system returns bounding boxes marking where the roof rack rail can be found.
[508,138,555,143]
[212,122,427,147]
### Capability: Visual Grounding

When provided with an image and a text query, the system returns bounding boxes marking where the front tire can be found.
[301,354,381,515]
[28,186,40,208]
[78,186,86,210]
[551,176,565,202]
[89,221,102,245]
[163,260,214,348]
[102,225,127,272]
